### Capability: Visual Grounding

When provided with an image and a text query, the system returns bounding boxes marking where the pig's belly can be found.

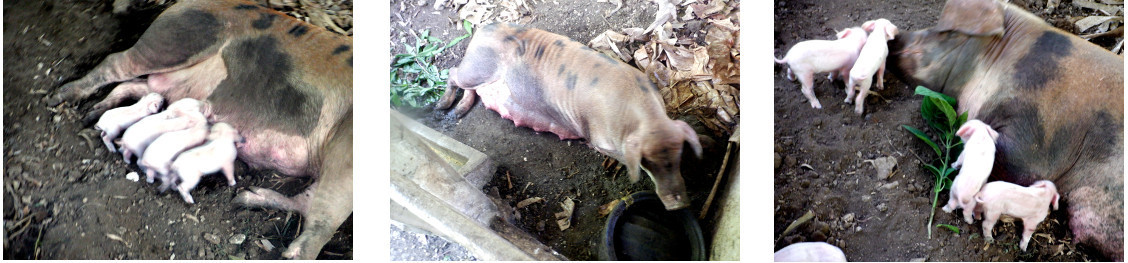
[475,78,583,140]
[146,54,316,177]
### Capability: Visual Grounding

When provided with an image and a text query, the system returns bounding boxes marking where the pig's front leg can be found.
[83,81,155,125]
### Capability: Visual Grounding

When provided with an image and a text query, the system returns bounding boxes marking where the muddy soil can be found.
[391,0,736,260]
[3,0,351,259]
[774,0,1114,261]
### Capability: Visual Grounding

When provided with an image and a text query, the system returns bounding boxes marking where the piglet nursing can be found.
[119,98,203,163]
[169,122,243,204]
[775,27,868,109]
[942,120,999,224]
[95,92,163,152]
[975,180,1060,251]
[139,109,209,187]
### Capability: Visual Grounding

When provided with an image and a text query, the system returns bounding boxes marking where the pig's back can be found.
[457,23,666,139]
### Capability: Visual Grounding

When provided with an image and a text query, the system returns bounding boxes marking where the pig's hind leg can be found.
[49,8,224,107]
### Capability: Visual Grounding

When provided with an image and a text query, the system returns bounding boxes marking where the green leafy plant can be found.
[901,86,968,239]
[936,223,960,234]
[391,20,474,108]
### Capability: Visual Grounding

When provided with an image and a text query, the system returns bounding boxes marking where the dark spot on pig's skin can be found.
[481,24,499,33]
[252,13,276,30]
[333,45,350,55]
[557,64,565,77]
[534,45,545,60]
[1013,31,1072,91]
[593,63,601,69]
[514,27,528,35]
[506,66,576,135]
[234,4,259,10]
[981,98,1118,184]
[636,75,654,93]
[554,40,564,47]
[133,9,220,68]
[565,73,578,90]
[209,36,322,136]
[589,77,599,88]
[288,25,309,37]
[599,52,619,65]
[347,56,352,67]
[515,39,527,56]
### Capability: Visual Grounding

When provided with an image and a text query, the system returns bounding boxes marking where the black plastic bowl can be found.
[599,191,707,261]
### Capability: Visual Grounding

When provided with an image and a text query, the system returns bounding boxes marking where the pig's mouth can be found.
[658,192,690,210]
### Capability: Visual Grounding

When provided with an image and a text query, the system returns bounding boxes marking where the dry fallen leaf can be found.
[554,197,575,231]
[516,197,543,209]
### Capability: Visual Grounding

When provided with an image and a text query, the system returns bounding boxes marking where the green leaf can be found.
[903,125,942,157]
[462,20,474,34]
[936,224,960,234]
[914,86,956,106]
[931,97,957,128]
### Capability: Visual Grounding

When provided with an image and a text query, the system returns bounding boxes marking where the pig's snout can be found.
[659,192,689,210]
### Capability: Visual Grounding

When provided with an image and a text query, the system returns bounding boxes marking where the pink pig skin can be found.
[844,18,898,115]
[774,27,868,109]
[95,92,163,152]
[169,122,242,204]
[139,110,208,185]
[118,98,203,163]
[942,120,999,224]
[774,242,847,262]
[975,180,1060,251]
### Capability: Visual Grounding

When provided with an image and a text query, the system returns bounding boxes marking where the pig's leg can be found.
[286,124,352,259]
[222,162,236,186]
[796,72,822,109]
[434,67,465,110]
[82,81,153,125]
[1019,218,1039,251]
[982,212,999,243]
[48,8,223,106]
[952,151,966,169]
[875,62,886,90]
[941,187,958,213]
[452,89,478,117]
[853,77,872,115]
[844,78,857,103]
[961,201,976,224]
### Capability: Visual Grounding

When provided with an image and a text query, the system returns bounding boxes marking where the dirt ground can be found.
[391,0,737,260]
[3,0,351,259]
[774,0,1116,261]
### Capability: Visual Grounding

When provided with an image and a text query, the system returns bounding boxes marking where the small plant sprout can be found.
[902,86,968,239]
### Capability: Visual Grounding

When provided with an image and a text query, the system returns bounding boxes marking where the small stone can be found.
[880,181,899,190]
[877,203,888,212]
[775,153,782,169]
[198,248,205,258]
[842,213,855,224]
[860,195,872,202]
[203,233,221,245]
[229,234,246,245]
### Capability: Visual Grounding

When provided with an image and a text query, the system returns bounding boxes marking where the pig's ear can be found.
[956,123,975,139]
[1052,192,1060,210]
[623,138,643,183]
[862,21,876,32]
[935,0,1004,36]
[985,126,1000,141]
[885,24,898,41]
[675,121,703,158]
